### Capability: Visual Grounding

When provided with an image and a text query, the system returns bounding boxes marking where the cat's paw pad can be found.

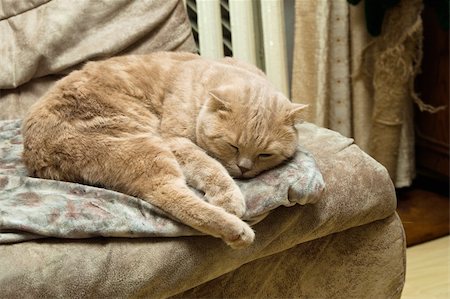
[209,188,246,218]
[225,222,255,249]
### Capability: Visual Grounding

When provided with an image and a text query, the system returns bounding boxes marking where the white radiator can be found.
[185,0,289,96]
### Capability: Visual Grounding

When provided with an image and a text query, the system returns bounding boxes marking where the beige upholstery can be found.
[0,1,406,298]
[0,0,196,120]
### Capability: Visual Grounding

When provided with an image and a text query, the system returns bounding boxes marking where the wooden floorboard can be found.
[402,236,450,299]
[397,188,449,246]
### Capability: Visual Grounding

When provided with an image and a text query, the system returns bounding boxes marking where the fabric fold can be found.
[0,0,193,89]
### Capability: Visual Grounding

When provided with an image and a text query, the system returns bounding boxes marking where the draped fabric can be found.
[291,0,423,187]
[0,0,196,120]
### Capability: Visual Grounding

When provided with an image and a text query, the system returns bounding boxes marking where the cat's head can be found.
[196,82,307,179]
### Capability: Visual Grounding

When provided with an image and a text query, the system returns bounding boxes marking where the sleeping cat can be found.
[21,52,307,248]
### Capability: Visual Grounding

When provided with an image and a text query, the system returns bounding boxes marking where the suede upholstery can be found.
[0,1,406,298]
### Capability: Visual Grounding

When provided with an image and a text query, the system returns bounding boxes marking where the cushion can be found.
[0,121,398,298]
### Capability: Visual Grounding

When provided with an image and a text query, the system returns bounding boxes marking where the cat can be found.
[21,52,307,248]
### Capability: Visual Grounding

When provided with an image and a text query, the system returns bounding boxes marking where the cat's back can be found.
[21,52,202,177]
[23,52,201,130]
[31,52,198,115]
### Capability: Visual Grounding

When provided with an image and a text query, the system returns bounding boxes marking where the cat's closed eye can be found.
[227,142,239,153]
[258,153,273,159]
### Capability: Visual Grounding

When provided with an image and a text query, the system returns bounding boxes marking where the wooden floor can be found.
[397,187,449,246]
[402,236,450,299]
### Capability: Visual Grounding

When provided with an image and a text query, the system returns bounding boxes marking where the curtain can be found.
[291,0,424,187]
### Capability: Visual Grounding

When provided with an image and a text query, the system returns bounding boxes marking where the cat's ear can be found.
[287,103,308,124]
[206,91,232,113]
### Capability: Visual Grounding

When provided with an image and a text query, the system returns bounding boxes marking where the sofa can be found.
[0,0,406,298]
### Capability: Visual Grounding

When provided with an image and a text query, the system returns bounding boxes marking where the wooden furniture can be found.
[397,2,449,247]
[415,3,449,179]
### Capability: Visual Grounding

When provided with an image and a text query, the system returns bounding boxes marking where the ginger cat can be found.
[22,52,307,248]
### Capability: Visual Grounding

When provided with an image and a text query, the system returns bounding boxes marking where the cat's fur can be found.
[22,52,307,248]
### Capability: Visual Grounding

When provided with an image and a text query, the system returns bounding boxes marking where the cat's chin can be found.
[229,171,258,180]
[228,171,245,180]
[228,173,242,179]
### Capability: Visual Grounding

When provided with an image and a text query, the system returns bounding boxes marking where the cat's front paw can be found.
[224,220,255,249]
[208,187,246,218]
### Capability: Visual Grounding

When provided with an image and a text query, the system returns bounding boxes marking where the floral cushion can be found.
[0,120,324,243]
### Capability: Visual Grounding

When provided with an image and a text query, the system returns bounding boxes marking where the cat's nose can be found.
[237,157,252,174]
[238,165,250,173]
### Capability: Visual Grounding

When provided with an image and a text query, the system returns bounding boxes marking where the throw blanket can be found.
[0,120,325,244]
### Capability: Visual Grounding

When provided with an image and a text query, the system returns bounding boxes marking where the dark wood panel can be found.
[415,3,449,178]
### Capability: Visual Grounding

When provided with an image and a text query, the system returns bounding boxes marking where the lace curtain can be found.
[291,0,424,187]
